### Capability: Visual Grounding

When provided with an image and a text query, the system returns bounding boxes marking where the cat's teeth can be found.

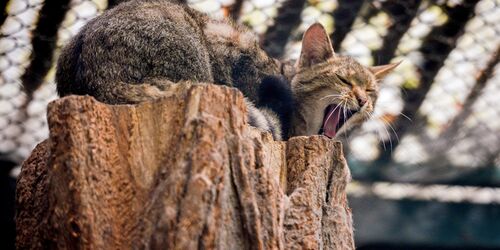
[321,105,359,138]
[322,105,341,138]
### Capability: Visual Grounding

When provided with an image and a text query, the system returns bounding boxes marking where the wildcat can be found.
[56,0,398,140]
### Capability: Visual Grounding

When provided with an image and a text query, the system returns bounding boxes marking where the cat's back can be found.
[92,0,208,35]
[56,0,213,98]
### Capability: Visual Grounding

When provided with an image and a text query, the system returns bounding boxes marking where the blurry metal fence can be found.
[1,0,500,248]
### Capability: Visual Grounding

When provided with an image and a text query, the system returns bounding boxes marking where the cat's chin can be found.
[319,104,359,139]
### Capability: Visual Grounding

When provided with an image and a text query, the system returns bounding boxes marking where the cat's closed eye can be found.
[336,74,352,87]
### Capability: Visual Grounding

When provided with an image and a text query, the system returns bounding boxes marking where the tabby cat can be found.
[56,0,398,140]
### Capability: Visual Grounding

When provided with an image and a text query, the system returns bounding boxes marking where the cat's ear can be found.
[297,23,334,69]
[369,62,401,80]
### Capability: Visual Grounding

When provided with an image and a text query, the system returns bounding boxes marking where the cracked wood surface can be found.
[16,84,354,249]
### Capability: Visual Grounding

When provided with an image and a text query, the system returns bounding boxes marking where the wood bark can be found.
[16,84,354,249]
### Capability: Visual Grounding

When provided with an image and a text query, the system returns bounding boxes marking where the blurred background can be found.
[1,0,499,249]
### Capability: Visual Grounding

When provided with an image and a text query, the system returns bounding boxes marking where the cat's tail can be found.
[257,75,295,140]
[246,99,283,141]
[95,81,173,104]
[245,75,295,141]
[99,79,203,104]
[58,77,179,105]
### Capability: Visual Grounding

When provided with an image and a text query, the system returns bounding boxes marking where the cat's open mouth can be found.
[319,104,357,138]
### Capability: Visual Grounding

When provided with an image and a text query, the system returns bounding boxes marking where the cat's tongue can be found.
[323,106,341,138]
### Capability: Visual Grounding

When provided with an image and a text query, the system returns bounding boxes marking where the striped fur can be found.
[287,23,399,138]
[55,1,397,141]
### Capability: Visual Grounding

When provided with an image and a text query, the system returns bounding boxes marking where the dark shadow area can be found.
[358,244,500,250]
[0,158,17,250]
[350,195,500,249]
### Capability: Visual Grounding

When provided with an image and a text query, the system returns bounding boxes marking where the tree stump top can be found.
[16,84,354,249]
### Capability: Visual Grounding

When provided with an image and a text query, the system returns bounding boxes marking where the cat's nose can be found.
[352,86,368,108]
[357,96,367,107]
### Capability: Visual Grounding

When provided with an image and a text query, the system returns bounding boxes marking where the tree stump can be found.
[16,84,354,249]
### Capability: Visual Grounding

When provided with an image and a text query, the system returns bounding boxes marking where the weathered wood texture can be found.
[16,85,354,249]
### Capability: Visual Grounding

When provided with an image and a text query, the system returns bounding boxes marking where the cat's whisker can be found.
[337,102,343,137]
[366,112,379,134]
[367,112,390,151]
[381,121,393,153]
[371,102,413,122]
[385,122,400,143]
[374,111,412,122]
[319,94,343,101]
[323,95,346,106]
[374,128,386,150]
[324,102,343,125]
[374,120,388,151]
[341,100,347,140]
[327,97,344,103]
[343,100,350,142]
[399,113,412,122]
[368,113,401,144]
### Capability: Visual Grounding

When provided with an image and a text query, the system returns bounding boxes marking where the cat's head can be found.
[288,23,399,139]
